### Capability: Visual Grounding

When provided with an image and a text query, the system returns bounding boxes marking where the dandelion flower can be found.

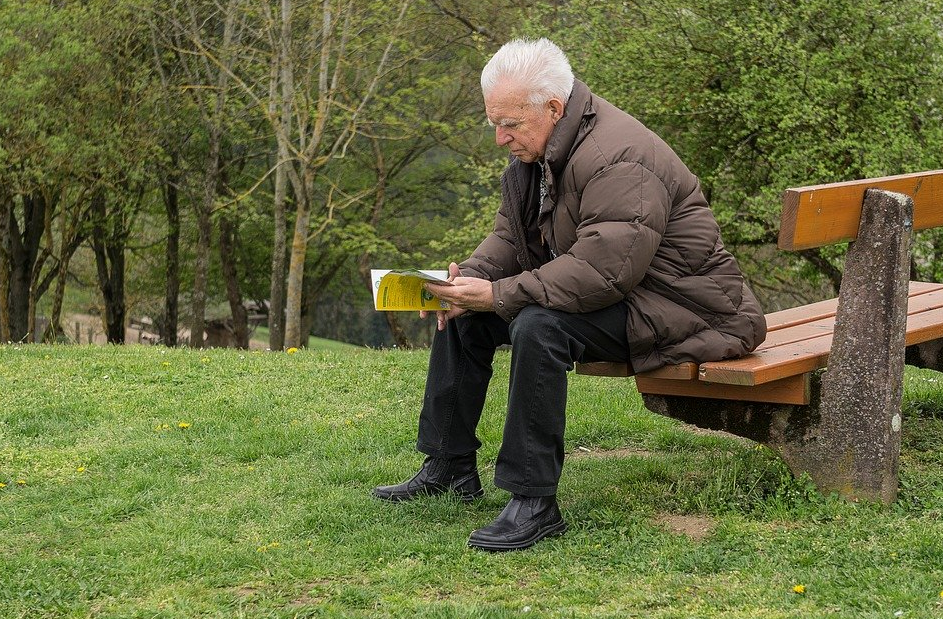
[0,482,6,489]
[939,590,943,599]
[178,422,191,429]
[76,467,86,473]
[286,347,299,354]
[792,584,806,595]
[16,479,26,486]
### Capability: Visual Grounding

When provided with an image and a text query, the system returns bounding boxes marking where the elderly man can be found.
[373,38,766,551]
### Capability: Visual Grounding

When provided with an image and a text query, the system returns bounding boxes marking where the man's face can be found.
[484,82,563,163]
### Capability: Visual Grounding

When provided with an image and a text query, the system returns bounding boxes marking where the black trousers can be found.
[416,303,630,496]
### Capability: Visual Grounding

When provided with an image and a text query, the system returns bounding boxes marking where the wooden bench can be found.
[577,170,943,503]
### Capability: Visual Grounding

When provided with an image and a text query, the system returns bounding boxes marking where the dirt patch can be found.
[678,422,752,443]
[233,584,260,599]
[289,579,336,607]
[654,513,716,541]
[569,446,657,459]
[63,313,165,346]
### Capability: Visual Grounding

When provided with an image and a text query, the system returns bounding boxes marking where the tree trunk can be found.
[103,242,126,344]
[44,197,85,343]
[90,191,127,344]
[268,160,288,350]
[384,313,413,349]
[357,257,414,349]
[218,212,249,348]
[7,193,50,342]
[356,137,415,348]
[8,242,33,343]
[267,0,292,352]
[284,173,313,349]
[161,166,180,347]
[45,251,71,343]
[299,249,346,346]
[182,0,239,349]
[0,194,11,342]
[189,138,219,348]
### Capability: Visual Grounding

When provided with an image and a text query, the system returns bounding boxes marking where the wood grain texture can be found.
[578,283,943,384]
[778,170,943,250]
[634,373,811,405]
[698,284,943,385]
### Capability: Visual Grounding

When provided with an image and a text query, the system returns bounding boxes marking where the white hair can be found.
[481,38,574,105]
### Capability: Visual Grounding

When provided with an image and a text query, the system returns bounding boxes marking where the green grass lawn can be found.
[249,326,365,353]
[1,344,942,618]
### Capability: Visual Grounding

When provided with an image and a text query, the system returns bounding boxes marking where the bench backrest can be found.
[779,169,943,250]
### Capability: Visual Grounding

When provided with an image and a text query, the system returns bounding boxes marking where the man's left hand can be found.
[425,262,494,312]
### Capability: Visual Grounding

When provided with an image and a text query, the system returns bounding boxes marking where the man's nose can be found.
[495,126,513,146]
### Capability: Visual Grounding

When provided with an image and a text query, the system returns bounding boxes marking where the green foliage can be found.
[0,0,162,193]
[6,0,943,344]
[2,345,943,617]
[535,0,943,291]
[427,155,508,265]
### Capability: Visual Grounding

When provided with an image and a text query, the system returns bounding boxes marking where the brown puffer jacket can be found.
[461,80,767,373]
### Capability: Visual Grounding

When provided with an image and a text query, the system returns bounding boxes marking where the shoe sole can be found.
[372,486,484,503]
[467,519,568,552]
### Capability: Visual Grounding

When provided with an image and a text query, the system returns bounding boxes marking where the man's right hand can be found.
[419,262,467,331]
[421,306,468,331]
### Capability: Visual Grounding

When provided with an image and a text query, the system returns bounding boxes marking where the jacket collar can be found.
[543,79,595,183]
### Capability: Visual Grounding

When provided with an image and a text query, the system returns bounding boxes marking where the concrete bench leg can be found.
[642,333,943,503]
[644,189,918,504]
[811,189,913,503]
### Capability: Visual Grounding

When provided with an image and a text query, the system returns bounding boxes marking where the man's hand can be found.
[419,262,493,331]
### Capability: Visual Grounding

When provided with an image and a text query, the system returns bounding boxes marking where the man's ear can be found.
[548,98,565,124]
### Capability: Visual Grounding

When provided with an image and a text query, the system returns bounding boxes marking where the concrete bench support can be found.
[640,189,918,503]
[812,189,914,502]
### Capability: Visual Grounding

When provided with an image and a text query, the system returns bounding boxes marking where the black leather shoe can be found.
[467,494,567,551]
[372,453,483,502]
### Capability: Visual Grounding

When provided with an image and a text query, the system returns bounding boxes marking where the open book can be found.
[370,269,452,311]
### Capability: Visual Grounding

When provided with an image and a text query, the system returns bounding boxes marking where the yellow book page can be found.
[371,269,451,311]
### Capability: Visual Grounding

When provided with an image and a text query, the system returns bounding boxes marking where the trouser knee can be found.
[508,305,563,345]
[509,305,587,364]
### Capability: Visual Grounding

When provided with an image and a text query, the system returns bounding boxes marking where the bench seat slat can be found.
[757,283,943,351]
[762,281,943,332]
[635,372,811,405]
[761,317,836,348]
[578,361,699,380]
[575,282,943,392]
[763,297,842,332]
[699,298,943,385]
[575,361,633,377]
